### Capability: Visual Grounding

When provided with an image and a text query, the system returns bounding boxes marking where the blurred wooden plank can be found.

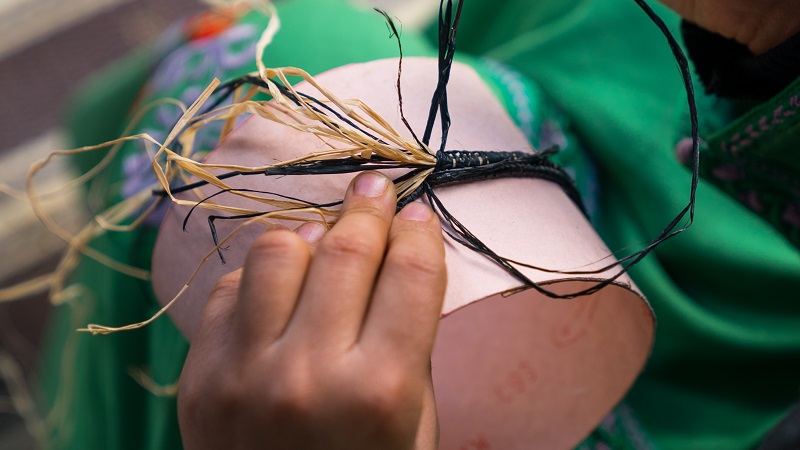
[0,129,86,282]
[0,0,201,152]
[0,0,129,59]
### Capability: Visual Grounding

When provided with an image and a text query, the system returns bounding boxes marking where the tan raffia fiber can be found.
[1,0,439,337]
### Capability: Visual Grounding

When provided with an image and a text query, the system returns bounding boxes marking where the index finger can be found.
[360,201,447,364]
[283,171,397,347]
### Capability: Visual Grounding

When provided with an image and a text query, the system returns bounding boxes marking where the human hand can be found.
[177,172,446,450]
[658,0,800,53]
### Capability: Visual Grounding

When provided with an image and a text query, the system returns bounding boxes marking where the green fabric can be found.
[445,0,800,448]
[65,48,154,174]
[700,77,800,246]
[474,58,600,217]
[707,77,800,172]
[40,1,437,449]
[40,0,800,449]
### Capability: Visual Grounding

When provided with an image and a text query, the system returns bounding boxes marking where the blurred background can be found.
[0,0,434,447]
[0,0,201,447]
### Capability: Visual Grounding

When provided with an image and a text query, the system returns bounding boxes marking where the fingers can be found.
[360,201,446,363]
[190,269,242,347]
[181,175,444,449]
[414,374,439,449]
[202,171,444,359]
[234,227,313,344]
[296,222,327,248]
[286,172,397,347]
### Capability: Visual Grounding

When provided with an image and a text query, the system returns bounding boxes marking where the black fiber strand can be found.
[159,0,700,300]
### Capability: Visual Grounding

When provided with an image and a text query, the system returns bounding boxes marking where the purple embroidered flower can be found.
[673,137,693,165]
[150,23,258,93]
[599,410,618,433]
[539,119,567,151]
[711,163,743,181]
[121,149,170,227]
[739,190,764,213]
[113,20,263,230]
[154,102,187,134]
[781,203,800,228]
[122,151,157,199]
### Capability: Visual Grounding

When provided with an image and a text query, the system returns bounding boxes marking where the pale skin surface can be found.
[177,2,800,448]
[178,172,444,450]
[658,0,800,54]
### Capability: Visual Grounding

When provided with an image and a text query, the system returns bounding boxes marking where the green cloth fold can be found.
[40,1,800,449]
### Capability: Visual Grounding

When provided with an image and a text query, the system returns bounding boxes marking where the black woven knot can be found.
[434,150,529,173]
[399,146,586,216]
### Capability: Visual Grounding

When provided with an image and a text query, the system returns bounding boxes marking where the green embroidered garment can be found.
[40,1,800,449]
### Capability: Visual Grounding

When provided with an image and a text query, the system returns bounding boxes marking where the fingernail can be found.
[399,202,432,222]
[296,222,326,243]
[353,172,388,197]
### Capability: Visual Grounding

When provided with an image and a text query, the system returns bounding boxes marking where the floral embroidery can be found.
[685,77,800,247]
[119,21,259,226]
